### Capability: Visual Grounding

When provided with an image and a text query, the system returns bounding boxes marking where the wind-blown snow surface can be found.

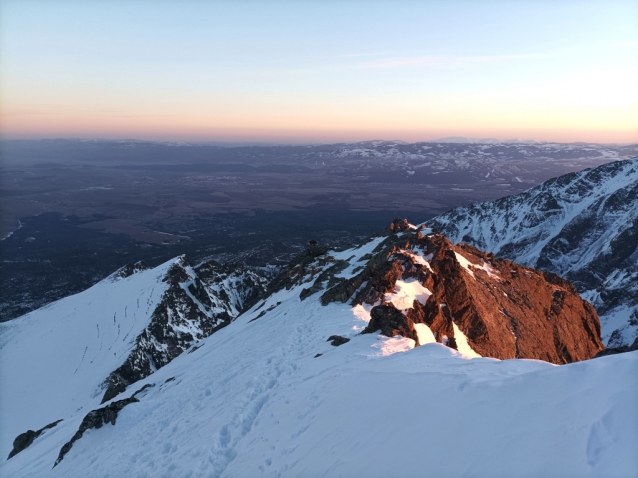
[0,260,174,459]
[430,157,638,346]
[2,241,637,477]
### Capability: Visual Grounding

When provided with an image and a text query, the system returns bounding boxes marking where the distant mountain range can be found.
[428,136,542,144]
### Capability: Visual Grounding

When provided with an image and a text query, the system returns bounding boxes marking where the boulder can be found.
[362,305,420,345]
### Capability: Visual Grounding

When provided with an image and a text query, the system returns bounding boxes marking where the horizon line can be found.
[2,136,637,147]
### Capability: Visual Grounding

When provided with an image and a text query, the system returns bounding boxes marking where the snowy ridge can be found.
[429,136,542,144]
[1,230,636,477]
[326,140,638,164]
[0,255,267,460]
[99,256,268,402]
[0,257,174,460]
[430,157,638,346]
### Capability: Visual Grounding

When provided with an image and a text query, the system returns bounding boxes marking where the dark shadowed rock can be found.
[110,261,148,280]
[327,335,350,346]
[362,305,420,345]
[7,419,63,460]
[267,245,333,294]
[594,337,638,358]
[54,384,153,468]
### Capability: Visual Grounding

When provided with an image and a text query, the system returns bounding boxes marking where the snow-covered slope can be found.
[2,230,636,477]
[430,158,638,347]
[0,260,171,457]
[0,256,267,461]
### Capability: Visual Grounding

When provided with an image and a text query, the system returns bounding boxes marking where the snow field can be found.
[0,258,179,460]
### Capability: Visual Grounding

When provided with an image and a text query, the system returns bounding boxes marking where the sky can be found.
[1,1,637,144]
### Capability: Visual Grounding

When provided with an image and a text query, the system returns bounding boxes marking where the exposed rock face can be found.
[320,223,603,364]
[327,335,350,346]
[385,218,414,234]
[429,157,638,347]
[363,305,419,344]
[268,245,335,295]
[7,419,63,460]
[54,384,153,468]
[109,261,149,281]
[100,256,268,403]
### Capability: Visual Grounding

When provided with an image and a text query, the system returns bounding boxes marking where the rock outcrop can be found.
[594,337,638,358]
[108,261,149,281]
[7,419,63,460]
[327,335,350,346]
[321,222,604,363]
[54,384,153,468]
[362,305,420,344]
[100,256,268,403]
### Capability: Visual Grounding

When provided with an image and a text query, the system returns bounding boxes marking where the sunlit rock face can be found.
[430,157,638,347]
[281,220,603,364]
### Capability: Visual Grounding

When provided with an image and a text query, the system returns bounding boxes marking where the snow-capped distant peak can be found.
[429,136,541,144]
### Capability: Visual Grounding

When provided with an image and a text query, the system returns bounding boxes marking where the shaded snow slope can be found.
[0,259,173,460]
[430,157,638,346]
[0,256,267,460]
[2,237,636,477]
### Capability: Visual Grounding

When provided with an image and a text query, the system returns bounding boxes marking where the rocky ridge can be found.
[100,256,268,402]
[429,157,638,346]
[7,420,63,460]
[271,219,603,363]
[54,384,155,467]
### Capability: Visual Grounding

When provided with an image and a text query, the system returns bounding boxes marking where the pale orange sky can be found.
[1,1,637,144]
